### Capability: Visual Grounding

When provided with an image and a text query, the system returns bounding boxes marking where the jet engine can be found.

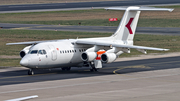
[101,53,117,63]
[20,45,32,58]
[81,52,97,62]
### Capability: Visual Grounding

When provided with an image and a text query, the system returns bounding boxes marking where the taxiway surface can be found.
[0,0,179,13]
[0,55,180,100]
[1,23,180,35]
[1,55,180,86]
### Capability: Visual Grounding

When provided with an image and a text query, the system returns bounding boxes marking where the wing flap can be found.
[76,40,169,51]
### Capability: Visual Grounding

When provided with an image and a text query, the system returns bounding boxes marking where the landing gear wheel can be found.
[90,68,97,72]
[90,69,94,72]
[89,62,97,72]
[62,67,66,71]
[28,69,34,75]
[61,67,71,71]
[66,67,71,71]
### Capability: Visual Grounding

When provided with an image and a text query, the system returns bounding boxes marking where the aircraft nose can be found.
[20,58,29,66]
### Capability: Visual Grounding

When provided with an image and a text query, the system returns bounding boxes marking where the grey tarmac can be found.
[0,54,180,101]
[0,0,179,13]
[1,23,180,35]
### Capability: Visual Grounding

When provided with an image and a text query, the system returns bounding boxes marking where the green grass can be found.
[138,19,180,27]
[1,19,179,27]
[1,29,180,55]
[0,29,112,56]
[0,4,179,66]
[1,29,180,66]
[0,58,21,67]
[0,5,179,27]
[154,5,180,8]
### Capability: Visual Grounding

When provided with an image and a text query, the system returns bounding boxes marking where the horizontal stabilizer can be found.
[105,6,174,12]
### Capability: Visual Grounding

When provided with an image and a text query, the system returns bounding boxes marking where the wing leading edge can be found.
[6,40,61,45]
[75,40,169,51]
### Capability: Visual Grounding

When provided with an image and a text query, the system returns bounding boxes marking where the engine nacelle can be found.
[101,53,117,63]
[81,52,97,62]
[20,45,32,58]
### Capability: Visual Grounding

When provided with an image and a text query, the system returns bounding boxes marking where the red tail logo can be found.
[125,18,134,34]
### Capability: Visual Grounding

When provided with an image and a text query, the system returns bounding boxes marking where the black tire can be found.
[90,69,94,72]
[66,67,71,71]
[28,69,34,75]
[61,67,66,71]
[62,67,71,71]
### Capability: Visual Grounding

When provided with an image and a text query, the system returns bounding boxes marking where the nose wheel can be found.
[28,69,34,75]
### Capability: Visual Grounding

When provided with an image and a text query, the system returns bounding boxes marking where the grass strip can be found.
[1,29,180,66]
[0,19,179,27]
[0,5,179,27]
[0,58,21,67]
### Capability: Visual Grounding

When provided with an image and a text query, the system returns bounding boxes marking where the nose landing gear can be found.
[28,69,34,75]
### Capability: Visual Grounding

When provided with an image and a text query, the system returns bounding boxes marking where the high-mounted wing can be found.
[75,40,169,51]
[6,40,60,45]
[6,41,45,45]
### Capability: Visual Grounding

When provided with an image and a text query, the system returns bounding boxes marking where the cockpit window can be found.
[38,50,47,55]
[29,50,38,54]
[38,50,44,54]
[43,50,47,54]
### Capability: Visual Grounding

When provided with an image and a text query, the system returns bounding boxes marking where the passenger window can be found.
[75,50,76,52]
[70,50,71,53]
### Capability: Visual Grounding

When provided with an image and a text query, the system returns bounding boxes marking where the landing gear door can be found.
[48,45,57,61]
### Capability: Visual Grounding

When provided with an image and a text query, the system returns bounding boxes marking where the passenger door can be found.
[48,45,57,61]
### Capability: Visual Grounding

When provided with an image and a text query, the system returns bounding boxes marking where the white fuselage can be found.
[20,39,97,69]
[6,6,172,75]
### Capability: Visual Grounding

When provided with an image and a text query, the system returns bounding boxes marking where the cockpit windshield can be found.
[29,50,38,54]
[38,50,47,55]
[28,50,46,55]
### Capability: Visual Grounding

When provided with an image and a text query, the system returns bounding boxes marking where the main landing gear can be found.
[28,69,34,75]
[89,62,98,72]
[61,67,71,71]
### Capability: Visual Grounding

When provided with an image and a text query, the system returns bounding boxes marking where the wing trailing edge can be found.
[75,40,169,51]
[6,40,61,45]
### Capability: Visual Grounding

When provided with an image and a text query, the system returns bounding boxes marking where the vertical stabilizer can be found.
[111,6,140,43]
[105,6,174,45]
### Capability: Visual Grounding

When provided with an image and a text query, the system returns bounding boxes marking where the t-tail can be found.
[105,6,174,45]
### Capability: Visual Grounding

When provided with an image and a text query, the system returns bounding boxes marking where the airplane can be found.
[6,6,174,75]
